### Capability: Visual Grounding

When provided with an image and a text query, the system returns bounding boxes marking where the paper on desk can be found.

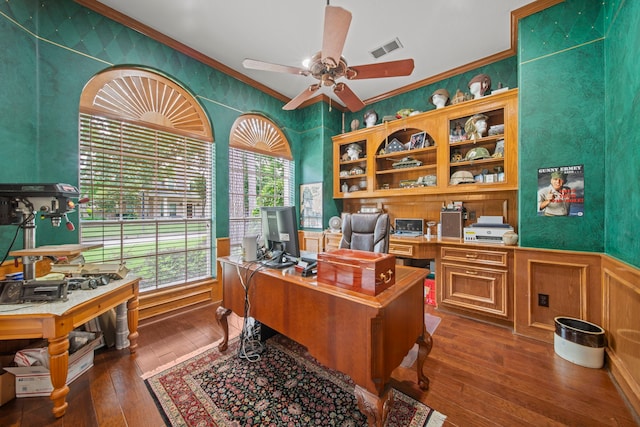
[477,216,504,224]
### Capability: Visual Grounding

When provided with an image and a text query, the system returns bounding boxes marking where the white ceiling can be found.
[95,0,536,109]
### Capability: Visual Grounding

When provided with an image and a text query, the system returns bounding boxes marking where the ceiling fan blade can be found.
[333,82,365,112]
[243,58,309,76]
[321,6,352,69]
[347,59,415,80]
[283,84,321,110]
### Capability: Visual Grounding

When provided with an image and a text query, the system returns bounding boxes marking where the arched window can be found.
[228,113,294,255]
[79,67,214,291]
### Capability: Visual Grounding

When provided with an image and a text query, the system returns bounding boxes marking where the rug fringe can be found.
[427,410,447,427]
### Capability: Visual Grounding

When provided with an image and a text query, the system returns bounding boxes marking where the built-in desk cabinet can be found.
[437,243,514,323]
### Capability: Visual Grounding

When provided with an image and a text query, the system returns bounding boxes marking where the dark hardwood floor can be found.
[0,302,637,426]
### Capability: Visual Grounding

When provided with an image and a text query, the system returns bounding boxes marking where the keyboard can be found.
[261,258,295,269]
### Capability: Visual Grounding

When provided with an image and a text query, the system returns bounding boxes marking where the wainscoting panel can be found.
[514,249,601,342]
[602,255,640,416]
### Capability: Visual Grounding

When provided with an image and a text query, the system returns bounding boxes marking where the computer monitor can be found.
[260,206,300,268]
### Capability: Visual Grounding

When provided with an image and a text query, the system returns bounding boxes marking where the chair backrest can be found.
[339,213,390,253]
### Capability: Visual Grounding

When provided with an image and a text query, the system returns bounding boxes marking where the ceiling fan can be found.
[242,3,415,112]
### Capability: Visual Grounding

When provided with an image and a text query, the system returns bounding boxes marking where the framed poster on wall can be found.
[300,182,323,229]
[537,165,584,217]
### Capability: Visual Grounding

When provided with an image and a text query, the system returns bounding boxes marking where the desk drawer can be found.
[440,262,508,318]
[389,242,414,257]
[440,246,508,267]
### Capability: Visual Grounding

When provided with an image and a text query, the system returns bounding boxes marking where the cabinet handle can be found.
[465,254,478,259]
[465,270,478,275]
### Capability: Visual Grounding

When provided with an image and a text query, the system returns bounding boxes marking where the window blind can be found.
[79,113,213,291]
[228,147,294,255]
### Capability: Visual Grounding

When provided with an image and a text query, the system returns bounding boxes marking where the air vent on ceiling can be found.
[370,37,403,59]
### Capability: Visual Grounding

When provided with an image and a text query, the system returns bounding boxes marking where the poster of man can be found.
[537,165,584,216]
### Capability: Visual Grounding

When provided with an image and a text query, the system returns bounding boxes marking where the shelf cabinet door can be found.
[334,137,370,197]
[444,91,518,191]
[332,89,518,199]
[440,262,509,318]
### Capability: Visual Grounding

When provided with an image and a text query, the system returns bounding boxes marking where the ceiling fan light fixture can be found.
[245,5,413,113]
[370,37,403,59]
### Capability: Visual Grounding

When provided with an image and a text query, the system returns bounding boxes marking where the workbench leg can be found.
[354,385,393,427]
[216,306,232,351]
[48,334,70,418]
[416,330,433,390]
[127,295,139,354]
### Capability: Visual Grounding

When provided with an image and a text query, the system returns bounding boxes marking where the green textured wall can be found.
[604,0,640,267]
[0,1,38,182]
[517,0,605,252]
[296,102,342,230]
[0,0,313,248]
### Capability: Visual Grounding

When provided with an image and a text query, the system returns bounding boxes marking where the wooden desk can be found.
[0,276,140,418]
[217,256,431,427]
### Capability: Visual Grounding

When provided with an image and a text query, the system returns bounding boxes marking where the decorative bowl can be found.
[502,231,519,245]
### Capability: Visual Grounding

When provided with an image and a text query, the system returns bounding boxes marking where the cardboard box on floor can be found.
[0,355,16,406]
[4,335,101,398]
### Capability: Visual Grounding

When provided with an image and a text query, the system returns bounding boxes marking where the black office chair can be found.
[339,213,390,253]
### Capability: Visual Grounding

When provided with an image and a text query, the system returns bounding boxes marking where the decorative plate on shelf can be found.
[329,216,342,233]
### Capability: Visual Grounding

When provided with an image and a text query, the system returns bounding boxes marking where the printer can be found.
[463,216,514,243]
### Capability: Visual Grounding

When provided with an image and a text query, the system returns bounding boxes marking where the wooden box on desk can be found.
[317,249,396,296]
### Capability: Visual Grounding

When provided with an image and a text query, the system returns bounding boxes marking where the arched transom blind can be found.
[80,67,213,141]
[228,114,293,256]
[230,114,292,160]
[78,67,213,292]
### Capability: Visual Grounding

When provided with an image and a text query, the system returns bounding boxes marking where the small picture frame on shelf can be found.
[449,121,466,143]
[409,132,426,150]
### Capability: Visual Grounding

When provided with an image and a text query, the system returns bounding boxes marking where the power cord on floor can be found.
[235,262,265,362]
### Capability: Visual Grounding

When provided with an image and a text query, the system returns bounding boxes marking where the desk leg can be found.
[355,385,393,427]
[48,334,70,418]
[127,295,139,354]
[216,306,232,351]
[416,330,433,390]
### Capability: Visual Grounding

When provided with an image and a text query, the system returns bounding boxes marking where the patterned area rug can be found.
[146,334,446,426]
